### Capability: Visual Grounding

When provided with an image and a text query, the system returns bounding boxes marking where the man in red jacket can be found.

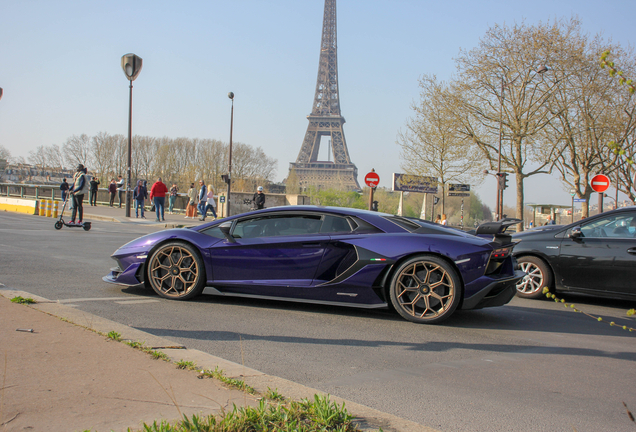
[149,177,168,222]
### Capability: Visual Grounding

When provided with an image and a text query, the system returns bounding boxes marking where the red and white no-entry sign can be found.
[590,174,610,193]
[365,171,380,188]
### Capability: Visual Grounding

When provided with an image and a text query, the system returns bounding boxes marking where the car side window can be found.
[579,212,636,239]
[321,215,352,233]
[232,215,323,238]
[199,226,225,239]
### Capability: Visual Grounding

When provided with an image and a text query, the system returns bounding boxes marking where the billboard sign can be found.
[392,173,438,193]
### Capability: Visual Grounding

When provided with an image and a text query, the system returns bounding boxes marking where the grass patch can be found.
[264,387,285,402]
[135,395,364,432]
[175,360,197,370]
[198,367,256,395]
[107,331,122,341]
[11,296,36,304]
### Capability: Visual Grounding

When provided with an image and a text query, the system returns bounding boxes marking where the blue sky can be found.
[1,0,633,209]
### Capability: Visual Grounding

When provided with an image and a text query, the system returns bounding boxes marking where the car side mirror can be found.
[219,222,236,243]
[569,226,582,239]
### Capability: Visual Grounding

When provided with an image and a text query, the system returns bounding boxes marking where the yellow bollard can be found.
[39,200,46,216]
[52,201,58,218]
[46,200,52,217]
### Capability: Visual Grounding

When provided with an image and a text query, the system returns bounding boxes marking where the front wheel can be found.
[147,242,205,300]
[516,256,553,299]
[389,255,461,324]
[54,221,63,230]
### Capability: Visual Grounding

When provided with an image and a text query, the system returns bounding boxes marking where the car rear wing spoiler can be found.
[475,218,522,245]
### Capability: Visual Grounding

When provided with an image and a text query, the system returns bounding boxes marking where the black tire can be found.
[147,241,206,300]
[516,256,553,299]
[54,221,63,230]
[83,222,91,231]
[389,255,462,324]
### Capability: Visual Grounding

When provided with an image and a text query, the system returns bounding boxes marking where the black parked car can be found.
[512,206,636,300]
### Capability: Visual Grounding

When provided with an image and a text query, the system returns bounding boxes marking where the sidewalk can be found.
[61,202,211,227]
[0,288,434,432]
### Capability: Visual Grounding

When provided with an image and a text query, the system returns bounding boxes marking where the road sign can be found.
[392,173,438,193]
[573,198,586,203]
[590,174,610,193]
[365,171,380,188]
[448,192,470,197]
[570,189,576,197]
[448,183,470,192]
[219,196,226,203]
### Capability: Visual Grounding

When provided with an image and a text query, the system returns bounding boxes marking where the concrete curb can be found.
[0,288,438,432]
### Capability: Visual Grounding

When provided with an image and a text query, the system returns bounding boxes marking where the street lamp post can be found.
[120,54,143,218]
[226,92,235,217]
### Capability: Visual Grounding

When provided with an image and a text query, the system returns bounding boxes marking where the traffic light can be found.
[221,174,230,184]
[502,173,509,190]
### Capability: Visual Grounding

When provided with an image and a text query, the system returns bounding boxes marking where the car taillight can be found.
[491,247,512,259]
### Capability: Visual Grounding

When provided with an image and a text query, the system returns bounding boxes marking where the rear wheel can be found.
[389,255,461,324]
[83,222,91,231]
[147,242,205,300]
[516,256,553,299]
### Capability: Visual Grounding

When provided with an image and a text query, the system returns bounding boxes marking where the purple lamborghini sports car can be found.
[104,206,524,324]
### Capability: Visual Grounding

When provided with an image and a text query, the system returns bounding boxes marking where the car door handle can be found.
[628,248,636,255]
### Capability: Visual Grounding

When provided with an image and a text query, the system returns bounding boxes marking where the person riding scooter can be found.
[68,164,89,225]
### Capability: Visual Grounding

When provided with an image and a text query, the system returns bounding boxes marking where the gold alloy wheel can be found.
[148,244,201,299]
[393,259,456,321]
[516,261,544,296]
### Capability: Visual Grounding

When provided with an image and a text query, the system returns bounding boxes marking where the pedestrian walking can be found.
[185,183,197,219]
[197,180,207,220]
[149,177,168,222]
[168,184,179,214]
[89,176,100,206]
[200,183,217,221]
[108,179,117,206]
[60,178,69,202]
[253,186,266,210]
[116,175,125,208]
[133,180,148,218]
[68,164,89,225]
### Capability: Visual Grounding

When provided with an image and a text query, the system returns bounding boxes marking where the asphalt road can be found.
[2,211,635,432]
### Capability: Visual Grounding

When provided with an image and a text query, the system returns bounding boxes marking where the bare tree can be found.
[0,145,11,162]
[398,75,485,214]
[452,20,571,227]
[63,134,92,168]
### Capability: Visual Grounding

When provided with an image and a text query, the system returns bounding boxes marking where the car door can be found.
[555,211,636,295]
[208,214,328,292]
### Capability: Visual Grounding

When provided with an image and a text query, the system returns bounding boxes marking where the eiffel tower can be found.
[289,0,361,191]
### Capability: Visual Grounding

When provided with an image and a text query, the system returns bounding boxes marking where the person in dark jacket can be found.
[60,178,70,202]
[197,180,207,220]
[68,164,88,225]
[108,179,117,207]
[133,180,148,218]
[89,177,100,206]
[253,186,265,209]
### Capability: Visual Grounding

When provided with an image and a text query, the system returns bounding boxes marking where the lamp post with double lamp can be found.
[120,54,143,218]
[495,65,548,219]
[226,92,235,217]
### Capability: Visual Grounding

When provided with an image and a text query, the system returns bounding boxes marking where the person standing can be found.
[253,186,265,210]
[434,214,441,224]
[441,214,448,226]
[60,178,70,202]
[197,180,207,220]
[200,183,217,221]
[116,175,125,208]
[89,176,100,206]
[68,164,89,225]
[185,183,197,219]
[108,179,117,207]
[168,183,179,214]
[149,177,168,222]
[133,180,147,218]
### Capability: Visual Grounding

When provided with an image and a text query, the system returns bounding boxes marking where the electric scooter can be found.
[54,196,91,231]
